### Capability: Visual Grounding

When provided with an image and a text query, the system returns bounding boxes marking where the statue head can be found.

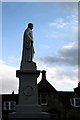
[28,23,33,30]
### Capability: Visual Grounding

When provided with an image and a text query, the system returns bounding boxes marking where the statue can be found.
[21,23,35,63]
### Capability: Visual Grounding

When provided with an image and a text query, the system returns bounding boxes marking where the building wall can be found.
[66,108,80,120]
[38,89,66,120]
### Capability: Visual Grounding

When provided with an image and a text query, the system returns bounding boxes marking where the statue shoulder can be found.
[24,28,32,34]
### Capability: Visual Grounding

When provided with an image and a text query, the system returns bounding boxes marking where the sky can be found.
[0,1,79,94]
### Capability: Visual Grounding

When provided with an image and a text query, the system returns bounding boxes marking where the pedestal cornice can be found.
[16,70,40,78]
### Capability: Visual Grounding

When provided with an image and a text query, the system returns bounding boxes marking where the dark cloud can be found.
[42,42,78,66]
[43,56,77,66]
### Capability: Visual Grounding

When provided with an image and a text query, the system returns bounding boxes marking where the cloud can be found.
[46,67,78,90]
[59,42,78,65]
[44,7,78,67]
[46,13,78,41]
[34,57,78,91]
[0,61,19,94]
[49,14,78,29]
[49,18,68,28]
[37,64,78,91]
[0,57,78,94]
[37,40,78,90]
[42,41,78,66]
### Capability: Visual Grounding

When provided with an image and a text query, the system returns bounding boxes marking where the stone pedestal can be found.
[9,62,50,120]
[9,112,50,120]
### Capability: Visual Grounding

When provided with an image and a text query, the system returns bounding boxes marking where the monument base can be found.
[9,112,50,120]
[16,105,42,113]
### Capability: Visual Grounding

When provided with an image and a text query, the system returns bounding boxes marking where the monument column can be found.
[9,23,50,120]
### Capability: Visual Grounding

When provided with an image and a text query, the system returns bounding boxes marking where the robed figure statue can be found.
[21,23,35,64]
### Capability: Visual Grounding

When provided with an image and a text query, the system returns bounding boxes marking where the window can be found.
[75,98,80,106]
[70,98,80,107]
[3,101,16,111]
[40,93,48,105]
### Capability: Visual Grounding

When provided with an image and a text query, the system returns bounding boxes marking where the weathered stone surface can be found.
[20,62,36,70]
[9,112,50,120]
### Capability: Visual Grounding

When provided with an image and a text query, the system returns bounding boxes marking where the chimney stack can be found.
[78,82,80,87]
[41,70,46,80]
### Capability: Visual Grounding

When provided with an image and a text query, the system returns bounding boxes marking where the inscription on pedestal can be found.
[23,86,34,96]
